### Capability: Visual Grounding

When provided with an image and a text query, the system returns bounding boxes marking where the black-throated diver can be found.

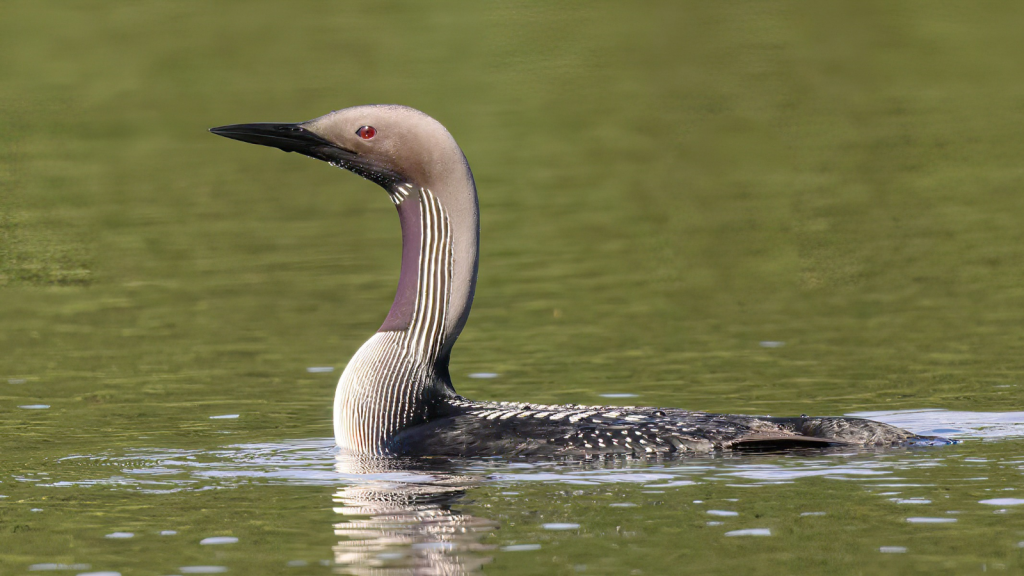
[210,104,925,458]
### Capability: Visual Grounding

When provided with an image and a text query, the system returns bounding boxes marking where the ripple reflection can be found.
[331,455,495,575]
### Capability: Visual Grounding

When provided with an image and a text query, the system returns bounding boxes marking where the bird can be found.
[210,104,930,459]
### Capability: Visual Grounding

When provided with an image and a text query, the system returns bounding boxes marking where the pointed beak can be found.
[209,122,357,164]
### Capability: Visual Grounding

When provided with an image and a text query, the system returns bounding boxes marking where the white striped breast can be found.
[334,188,454,454]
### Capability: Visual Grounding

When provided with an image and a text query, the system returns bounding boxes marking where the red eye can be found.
[356,126,376,140]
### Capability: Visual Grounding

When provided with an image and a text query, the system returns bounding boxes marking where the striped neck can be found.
[334,185,470,453]
[382,185,454,365]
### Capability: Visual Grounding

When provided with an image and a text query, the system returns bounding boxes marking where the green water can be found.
[3,1,1024,574]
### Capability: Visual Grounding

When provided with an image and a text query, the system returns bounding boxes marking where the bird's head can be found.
[210,104,469,193]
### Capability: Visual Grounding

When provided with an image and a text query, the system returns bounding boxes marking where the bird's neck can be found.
[379,180,478,367]
[334,173,479,454]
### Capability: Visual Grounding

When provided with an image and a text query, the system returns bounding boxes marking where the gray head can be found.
[211,105,479,356]
[210,104,473,199]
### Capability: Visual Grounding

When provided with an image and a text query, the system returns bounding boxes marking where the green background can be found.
[2,1,1023,574]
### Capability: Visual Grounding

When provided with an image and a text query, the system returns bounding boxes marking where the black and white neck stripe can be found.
[334,187,454,454]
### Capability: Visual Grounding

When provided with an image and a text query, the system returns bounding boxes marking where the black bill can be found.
[209,122,357,164]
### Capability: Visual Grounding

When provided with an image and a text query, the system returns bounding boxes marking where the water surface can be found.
[3,1,1024,574]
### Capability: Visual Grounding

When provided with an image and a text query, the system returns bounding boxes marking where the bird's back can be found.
[392,399,919,458]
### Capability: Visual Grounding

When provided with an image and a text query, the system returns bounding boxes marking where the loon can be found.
[210,104,924,458]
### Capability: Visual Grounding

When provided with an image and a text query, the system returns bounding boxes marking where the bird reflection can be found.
[332,454,498,575]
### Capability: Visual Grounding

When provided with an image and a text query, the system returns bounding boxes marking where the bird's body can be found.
[398,399,916,458]
[211,105,929,459]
